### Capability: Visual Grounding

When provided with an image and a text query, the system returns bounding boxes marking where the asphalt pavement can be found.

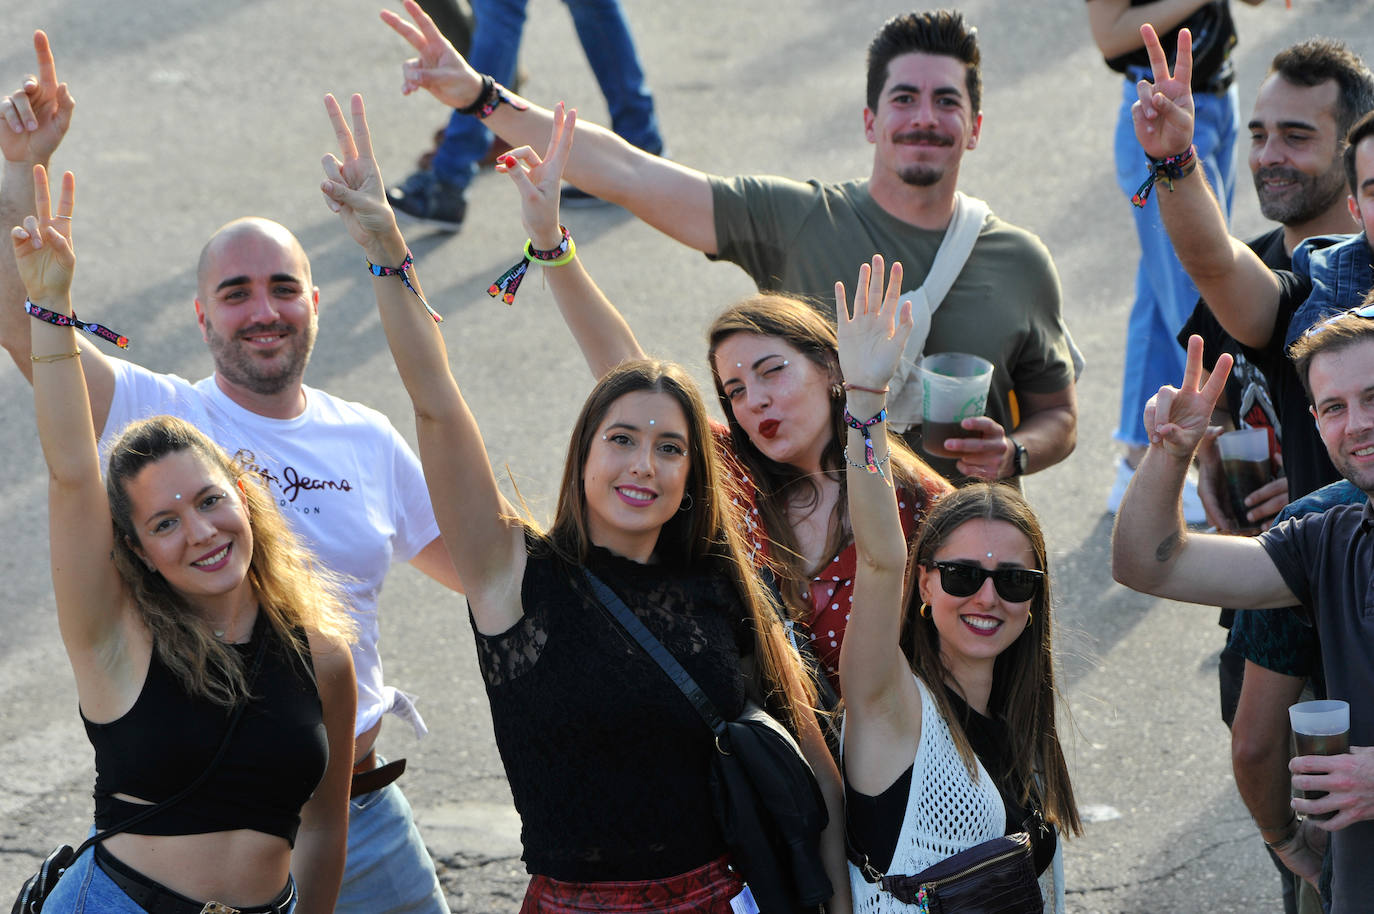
[0,1,1368,911]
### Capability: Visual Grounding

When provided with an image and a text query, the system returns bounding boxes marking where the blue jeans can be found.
[335,779,450,914]
[41,838,297,913]
[1113,75,1238,446]
[432,0,662,188]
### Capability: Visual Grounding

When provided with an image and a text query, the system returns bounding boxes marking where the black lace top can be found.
[472,534,753,881]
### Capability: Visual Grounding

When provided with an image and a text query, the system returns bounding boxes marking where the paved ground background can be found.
[0,1,1367,911]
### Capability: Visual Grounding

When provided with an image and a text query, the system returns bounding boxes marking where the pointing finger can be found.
[33,31,57,94]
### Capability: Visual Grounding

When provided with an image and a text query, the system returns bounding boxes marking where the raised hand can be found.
[10,165,75,303]
[320,94,401,256]
[835,255,911,392]
[1142,335,1233,460]
[1131,24,1196,160]
[381,0,485,109]
[0,31,74,166]
[495,103,575,248]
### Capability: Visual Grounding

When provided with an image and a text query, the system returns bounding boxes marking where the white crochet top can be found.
[847,676,1005,914]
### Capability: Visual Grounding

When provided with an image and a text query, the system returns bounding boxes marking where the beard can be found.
[1254,161,1348,226]
[204,316,315,396]
[893,130,955,188]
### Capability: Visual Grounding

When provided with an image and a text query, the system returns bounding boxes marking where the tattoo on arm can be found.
[1154,532,1181,563]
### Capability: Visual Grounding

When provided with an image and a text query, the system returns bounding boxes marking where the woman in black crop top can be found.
[13,166,359,913]
[317,96,850,911]
[835,263,1082,912]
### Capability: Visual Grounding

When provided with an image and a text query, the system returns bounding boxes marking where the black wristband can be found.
[456,74,497,116]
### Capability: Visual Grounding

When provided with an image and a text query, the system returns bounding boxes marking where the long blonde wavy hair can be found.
[106,415,355,707]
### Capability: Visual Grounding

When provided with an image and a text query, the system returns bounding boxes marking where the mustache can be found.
[894,130,954,147]
[1254,166,1305,184]
[235,322,295,339]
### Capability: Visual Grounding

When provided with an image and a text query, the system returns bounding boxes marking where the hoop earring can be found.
[1026,611,1033,627]
[919,602,931,619]
[679,492,694,513]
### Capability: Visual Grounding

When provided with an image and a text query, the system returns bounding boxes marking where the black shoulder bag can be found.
[12,632,268,914]
[582,569,832,914]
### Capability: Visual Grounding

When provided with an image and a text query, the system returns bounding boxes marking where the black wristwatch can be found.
[1009,437,1029,477]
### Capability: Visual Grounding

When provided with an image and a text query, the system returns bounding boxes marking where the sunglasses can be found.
[929,561,1044,603]
[1301,302,1374,339]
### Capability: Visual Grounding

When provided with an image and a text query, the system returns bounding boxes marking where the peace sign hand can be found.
[10,165,75,305]
[320,93,402,259]
[1130,24,1196,160]
[1143,335,1232,461]
[496,102,575,248]
[381,0,485,110]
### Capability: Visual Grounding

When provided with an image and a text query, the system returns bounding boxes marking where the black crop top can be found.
[83,613,327,846]
[473,535,752,881]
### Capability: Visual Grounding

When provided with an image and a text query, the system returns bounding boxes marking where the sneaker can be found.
[1106,456,1207,524]
[386,170,467,232]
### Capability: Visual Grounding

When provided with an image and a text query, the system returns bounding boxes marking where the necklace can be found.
[211,603,253,642]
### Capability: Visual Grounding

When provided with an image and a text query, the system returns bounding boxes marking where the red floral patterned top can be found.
[713,423,937,691]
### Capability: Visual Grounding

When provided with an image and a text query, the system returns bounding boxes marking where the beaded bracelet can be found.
[843,407,889,480]
[455,74,529,120]
[1131,145,1197,207]
[25,300,129,349]
[488,226,577,306]
[844,444,891,479]
[368,251,442,323]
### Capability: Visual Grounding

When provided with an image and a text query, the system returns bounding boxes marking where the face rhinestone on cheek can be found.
[174,493,182,500]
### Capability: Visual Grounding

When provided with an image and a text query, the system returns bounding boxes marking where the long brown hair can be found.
[707,295,949,618]
[543,359,817,731]
[106,416,355,707]
[903,483,1081,836]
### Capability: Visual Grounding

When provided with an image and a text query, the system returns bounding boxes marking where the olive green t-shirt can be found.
[709,174,1075,478]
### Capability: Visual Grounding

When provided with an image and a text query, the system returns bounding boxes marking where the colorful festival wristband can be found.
[368,251,442,323]
[25,299,129,349]
[843,407,889,479]
[1131,145,1197,207]
[488,226,577,305]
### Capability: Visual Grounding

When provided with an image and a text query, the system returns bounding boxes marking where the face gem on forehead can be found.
[174,493,182,500]
[648,419,655,426]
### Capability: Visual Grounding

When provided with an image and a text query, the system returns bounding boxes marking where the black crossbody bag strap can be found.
[581,569,727,737]
[70,631,270,859]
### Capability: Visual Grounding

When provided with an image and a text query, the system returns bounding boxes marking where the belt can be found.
[95,844,294,914]
[1125,64,1232,96]
[350,749,407,799]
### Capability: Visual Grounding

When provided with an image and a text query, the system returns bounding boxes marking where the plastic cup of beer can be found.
[1215,427,1273,533]
[919,353,994,459]
[1289,699,1350,820]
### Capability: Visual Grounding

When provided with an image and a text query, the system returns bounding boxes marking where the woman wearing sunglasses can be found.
[835,261,1081,913]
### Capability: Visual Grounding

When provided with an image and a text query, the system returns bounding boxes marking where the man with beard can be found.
[0,33,458,914]
[380,3,1078,484]
[1112,314,1374,913]
[1174,38,1374,914]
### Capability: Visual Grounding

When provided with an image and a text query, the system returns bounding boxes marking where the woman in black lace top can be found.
[319,96,849,912]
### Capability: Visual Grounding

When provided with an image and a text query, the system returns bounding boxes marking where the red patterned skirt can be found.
[519,856,746,913]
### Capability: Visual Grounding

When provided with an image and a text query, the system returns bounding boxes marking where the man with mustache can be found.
[381,3,1079,484]
[1174,37,1374,914]
[0,33,458,914]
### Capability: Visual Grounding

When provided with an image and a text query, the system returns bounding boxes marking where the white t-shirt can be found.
[99,359,442,738]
